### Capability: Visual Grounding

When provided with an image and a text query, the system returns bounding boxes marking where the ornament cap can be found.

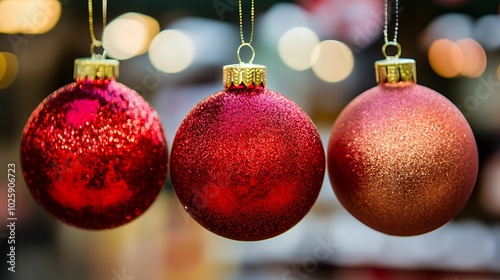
[74,55,119,81]
[375,57,417,84]
[223,63,267,88]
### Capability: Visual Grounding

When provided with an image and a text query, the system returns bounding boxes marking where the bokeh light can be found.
[457,38,487,78]
[259,3,313,49]
[428,38,486,78]
[104,18,147,60]
[310,40,354,83]
[149,29,196,74]
[278,27,319,71]
[300,0,384,50]
[474,15,500,51]
[0,52,19,89]
[420,14,473,50]
[428,39,463,78]
[169,17,239,66]
[0,0,61,34]
[103,13,160,60]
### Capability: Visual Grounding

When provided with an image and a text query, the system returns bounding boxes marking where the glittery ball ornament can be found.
[170,63,325,241]
[20,57,168,229]
[328,55,478,236]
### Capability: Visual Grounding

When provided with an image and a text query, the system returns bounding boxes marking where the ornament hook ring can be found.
[237,43,255,64]
[382,41,402,59]
[90,41,106,58]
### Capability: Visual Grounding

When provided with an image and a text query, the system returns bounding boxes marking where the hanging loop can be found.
[237,43,255,64]
[90,41,106,57]
[382,41,401,59]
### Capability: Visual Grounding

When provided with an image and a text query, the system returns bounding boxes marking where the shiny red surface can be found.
[170,86,325,241]
[21,79,168,229]
[328,83,478,236]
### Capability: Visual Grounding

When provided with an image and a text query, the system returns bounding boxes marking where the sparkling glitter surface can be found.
[170,86,325,241]
[21,79,168,229]
[328,83,478,236]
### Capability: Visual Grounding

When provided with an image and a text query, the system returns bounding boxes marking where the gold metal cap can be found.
[74,56,119,81]
[223,63,267,88]
[375,42,417,84]
[375,58,417,84]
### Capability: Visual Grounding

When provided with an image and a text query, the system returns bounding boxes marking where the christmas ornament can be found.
[170,0,325,241]
[327,0,478,236]
[20,0,168,230]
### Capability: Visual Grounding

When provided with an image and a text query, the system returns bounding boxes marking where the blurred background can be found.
[1,0,500,279]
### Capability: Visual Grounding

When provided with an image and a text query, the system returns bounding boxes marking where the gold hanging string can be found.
[383,0,399,43]
[382,0,401,59]
[88,0,107,55]
[236,0,256,64]
[239,0,255,45]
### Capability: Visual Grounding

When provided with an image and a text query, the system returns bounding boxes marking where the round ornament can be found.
[170,63,325,241]
[21,57,168,229]
[327,46,478,236]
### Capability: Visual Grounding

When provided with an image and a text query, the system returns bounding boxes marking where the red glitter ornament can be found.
[20,58,168,229]
[170,63,325,241]
[328,52,478,236]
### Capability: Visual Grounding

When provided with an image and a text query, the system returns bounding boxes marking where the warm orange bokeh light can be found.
[0,0,61,34]
[457,38,487,78]
[428,39,464,78]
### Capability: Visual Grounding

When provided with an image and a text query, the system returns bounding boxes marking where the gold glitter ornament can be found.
[327,39,478,236]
